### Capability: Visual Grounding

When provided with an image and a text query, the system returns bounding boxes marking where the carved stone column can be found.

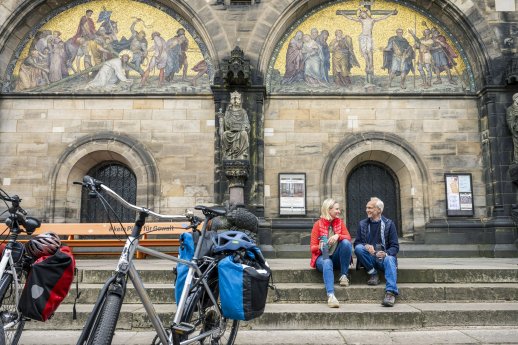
[223,159,250,205]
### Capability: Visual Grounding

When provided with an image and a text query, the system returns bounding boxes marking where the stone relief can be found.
[507,93,518,164]
[4,0,213,94]
[267,0,474,94]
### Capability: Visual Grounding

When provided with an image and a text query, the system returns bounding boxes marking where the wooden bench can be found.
[30,222,191,259]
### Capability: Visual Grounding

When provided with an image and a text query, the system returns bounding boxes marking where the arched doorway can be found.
[346,161,401,237]
[80,162,137,223]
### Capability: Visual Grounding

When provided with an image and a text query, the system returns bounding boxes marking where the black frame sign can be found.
[445,173,474,216]
[279,173,306,215]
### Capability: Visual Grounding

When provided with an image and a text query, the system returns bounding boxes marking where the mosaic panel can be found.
[267,0,475,94]
[3,0,213,94]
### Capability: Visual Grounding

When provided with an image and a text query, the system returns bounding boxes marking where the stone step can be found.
[271,244,518,258]
[64,282,518,304]
[25,302,518,331]
[76,258,518,284]
[18,327,518,345]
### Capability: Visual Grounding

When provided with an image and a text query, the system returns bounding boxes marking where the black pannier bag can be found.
[19,246,75,321]
[217,246,271,321]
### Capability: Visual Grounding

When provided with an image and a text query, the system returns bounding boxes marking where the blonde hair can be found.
[320,198,338,220]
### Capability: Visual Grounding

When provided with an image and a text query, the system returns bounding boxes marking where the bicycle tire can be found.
[90,292,123,345]
[0,273,25,345]
[180,277,239,345]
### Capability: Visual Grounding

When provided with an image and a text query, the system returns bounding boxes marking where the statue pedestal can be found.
[510,163,518,184]
[223,159,250,205]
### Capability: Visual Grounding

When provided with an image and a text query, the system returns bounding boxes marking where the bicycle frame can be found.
[77,178,226,345]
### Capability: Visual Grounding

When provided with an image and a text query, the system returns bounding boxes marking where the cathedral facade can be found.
[0,0,517,256]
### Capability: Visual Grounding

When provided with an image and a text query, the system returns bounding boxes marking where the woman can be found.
[310,198,353,308]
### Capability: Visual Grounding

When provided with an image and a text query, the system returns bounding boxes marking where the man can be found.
[383,28,414,89]
[84,52,133,90]
[354,197,399,307]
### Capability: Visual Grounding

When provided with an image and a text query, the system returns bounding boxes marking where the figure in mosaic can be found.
[165,28,189,82]
[14,49,50,91]
[84,51,133,90]
[430,27,458,85]
[140,31,167,87]
[507,93,518,164]
[281,31,305,84]
[301,34,328,86]
[219,91,250,160]
[338,6,398,84]
[316,30,331,83]
[408,28,434,88]
[382,28,414,89]
[330,29,359,86]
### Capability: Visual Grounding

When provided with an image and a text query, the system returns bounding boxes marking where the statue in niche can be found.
[507,93,518,164]
[219,91,250,160]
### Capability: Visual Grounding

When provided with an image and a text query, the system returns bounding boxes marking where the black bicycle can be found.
[75,175,240,345]
[0,189,41,345]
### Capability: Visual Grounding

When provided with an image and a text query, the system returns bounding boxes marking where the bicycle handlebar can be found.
[79,175,188,221]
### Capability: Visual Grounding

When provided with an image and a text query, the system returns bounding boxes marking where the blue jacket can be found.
[354,216,399,257]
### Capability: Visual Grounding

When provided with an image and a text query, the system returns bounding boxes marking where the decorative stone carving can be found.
[218,91,250,160]
[507,93,518,164]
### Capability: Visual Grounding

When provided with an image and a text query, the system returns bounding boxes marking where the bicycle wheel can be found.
[90,292,123,345]
[0,272,25,345]
[180,278,239,345]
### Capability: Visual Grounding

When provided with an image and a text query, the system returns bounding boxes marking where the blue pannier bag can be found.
[218,246,271,321]
[174,232,195,304]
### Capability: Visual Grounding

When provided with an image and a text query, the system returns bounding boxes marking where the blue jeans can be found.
[354,243,399,295]
[315,239,352,295]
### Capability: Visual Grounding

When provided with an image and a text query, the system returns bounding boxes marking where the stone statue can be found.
[219,91,250,160]
[507,93,518,164]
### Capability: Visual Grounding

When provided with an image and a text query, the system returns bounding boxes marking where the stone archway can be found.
[47,132,159,222]
[321,132,429,239]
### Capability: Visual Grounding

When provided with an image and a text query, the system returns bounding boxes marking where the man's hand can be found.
[376,251,387,259]
[365,244,376,255]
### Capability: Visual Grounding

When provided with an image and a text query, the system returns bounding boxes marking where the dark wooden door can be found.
[80,162,137,223]
[346,162,400,237]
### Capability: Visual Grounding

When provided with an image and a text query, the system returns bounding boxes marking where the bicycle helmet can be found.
[213,230,255,253]
[25,232,61,258]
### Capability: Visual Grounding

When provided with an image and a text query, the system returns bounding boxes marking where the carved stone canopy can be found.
[221,46,251,86]
[505,56,518,84]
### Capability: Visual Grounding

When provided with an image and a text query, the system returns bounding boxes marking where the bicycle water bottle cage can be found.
[213,230,255,253]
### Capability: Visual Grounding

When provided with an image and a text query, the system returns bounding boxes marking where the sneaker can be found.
[339,274,350,287]
[367,273,380,286]
[327,294,340,308]
[382,291,396,307]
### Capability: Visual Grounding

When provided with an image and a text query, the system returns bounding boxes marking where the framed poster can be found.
[445,173,474,216]
[279,173,306,215]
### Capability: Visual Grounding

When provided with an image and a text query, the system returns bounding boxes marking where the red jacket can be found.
[310,217,351,268]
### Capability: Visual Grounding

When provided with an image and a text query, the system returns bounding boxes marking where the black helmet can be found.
[25,232,61,258]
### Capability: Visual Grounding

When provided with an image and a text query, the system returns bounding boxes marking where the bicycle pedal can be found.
[172,322,195,335]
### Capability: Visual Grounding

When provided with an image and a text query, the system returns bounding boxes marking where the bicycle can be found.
[0,189,41,345]
[75,175,240,345]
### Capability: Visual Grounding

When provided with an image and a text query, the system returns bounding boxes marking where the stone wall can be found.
[0,97,216,221]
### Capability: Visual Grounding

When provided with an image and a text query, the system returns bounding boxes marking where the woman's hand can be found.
[327,234,340,246]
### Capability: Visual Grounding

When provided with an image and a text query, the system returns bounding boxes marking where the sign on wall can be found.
[279,173,306,215]
[445,173,474,216]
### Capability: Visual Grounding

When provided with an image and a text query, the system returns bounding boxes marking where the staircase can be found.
[21,256,518,344]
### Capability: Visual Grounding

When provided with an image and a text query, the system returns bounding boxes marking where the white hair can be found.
[370,197,384,213]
